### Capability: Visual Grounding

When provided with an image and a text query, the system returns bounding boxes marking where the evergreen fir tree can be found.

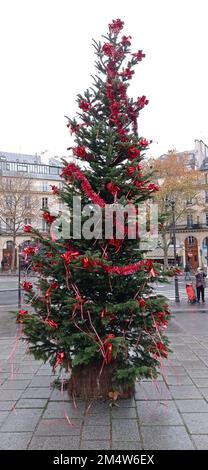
[18,19,173,398]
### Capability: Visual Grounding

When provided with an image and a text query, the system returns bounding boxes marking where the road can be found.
[0,276,208,338]
[0,275,193,307]
[0,276,36,307]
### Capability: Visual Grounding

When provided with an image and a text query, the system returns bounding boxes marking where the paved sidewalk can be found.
[1,326,208,450]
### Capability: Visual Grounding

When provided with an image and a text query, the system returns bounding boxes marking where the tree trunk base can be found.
[68,362,135,399]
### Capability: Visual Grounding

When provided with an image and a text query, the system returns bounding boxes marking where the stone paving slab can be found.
[0,432,33,450]
[141,425,195,450]
[1,332,208,449]
[35,419,82,436]
[0,408,43,432]
[182,413,208,433]
[192,435,208,450]
[136,401,183,425]
[28,435,80,450]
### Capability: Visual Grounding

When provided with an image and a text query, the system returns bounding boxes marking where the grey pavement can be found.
[1,280,208,449]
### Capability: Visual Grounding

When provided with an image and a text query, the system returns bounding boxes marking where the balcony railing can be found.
[175,223,208,230]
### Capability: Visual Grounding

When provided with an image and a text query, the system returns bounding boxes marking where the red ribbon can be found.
[54,352,65,368]
[104,333,115,364]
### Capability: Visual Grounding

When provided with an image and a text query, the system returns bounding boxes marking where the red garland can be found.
[104,261,144,275]
[61,163,106,208]
[81,257,155,277]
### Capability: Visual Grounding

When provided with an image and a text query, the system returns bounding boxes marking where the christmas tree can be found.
[18,18,172,399]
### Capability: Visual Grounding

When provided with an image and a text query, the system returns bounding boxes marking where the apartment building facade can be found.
[148,139,208,270]
[0,151,64,270]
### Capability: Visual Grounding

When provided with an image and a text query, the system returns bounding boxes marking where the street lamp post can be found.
[18,247,22,309]
[205,237,208,276]
[165,196,180,303]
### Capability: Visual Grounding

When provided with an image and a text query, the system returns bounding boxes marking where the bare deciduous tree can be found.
[0,175,40,271]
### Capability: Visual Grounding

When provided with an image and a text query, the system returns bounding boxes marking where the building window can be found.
[42,197,48,208]
[6,219,13,231]
[205,173,208,184]
[49,166,59,175]
[188,236,195,246]
[24,218,31,226]
[186,197,193,205]
[17,164,28,172]
[6,196,13,208]
[42,220,48,232]
[6,241,13,249]
[205,191,208,203]
[6,179,12,190]
[206,213,208,226]
[24,196,31,209]
[42,181,49,192]
[187,215,193,228]
[59,199,65,211]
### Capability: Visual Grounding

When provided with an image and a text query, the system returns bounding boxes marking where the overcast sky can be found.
[0,0,208,160]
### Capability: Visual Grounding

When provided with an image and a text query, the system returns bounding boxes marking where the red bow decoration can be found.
[23,246,35,261]
[106,182,120,197]
[50,185,60,195]
[33,262,43,273]
[61,249,79,265]
[19,309,28,316]
[42,211,56,224]
[22,281,33,292]
[23,224,32,233]
[138,298,146,309]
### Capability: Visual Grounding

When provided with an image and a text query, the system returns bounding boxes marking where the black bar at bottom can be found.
[0,450,206,466]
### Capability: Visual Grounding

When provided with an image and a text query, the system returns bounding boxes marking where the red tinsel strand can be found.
[61,163,106,208]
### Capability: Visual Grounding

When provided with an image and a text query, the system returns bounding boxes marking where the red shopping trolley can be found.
[186,283,196,304]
